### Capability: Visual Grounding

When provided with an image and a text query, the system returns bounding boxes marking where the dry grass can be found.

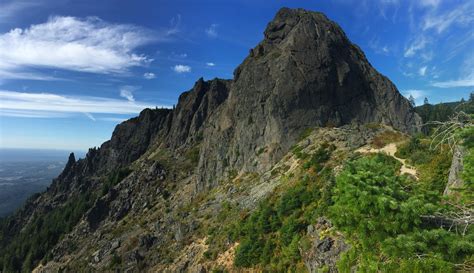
[371,130,405,148]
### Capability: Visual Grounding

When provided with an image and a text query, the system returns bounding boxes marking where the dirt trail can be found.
[357,143,418,179]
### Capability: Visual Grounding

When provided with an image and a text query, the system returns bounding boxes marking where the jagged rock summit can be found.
[196,7,421,189]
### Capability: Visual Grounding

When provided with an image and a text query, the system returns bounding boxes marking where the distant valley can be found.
[0,149,85,217]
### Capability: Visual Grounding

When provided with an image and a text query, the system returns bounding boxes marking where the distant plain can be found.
[0,149,85,217]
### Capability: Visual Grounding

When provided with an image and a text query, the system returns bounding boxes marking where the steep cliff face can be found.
[50,108,172,192]
[165,78,231,149]
[196,8,421,190]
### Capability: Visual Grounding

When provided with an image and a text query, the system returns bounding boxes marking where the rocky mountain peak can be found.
[198,8,421,189]
[263,8,340,43]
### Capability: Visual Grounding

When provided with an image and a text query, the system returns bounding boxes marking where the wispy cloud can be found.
[166,14,181,35]
[172,64,191,73]
[0,90,165,119]
[418,66,428,76]
[368,37,392,55]
[0,16,164,80]
[419,0,441,9]
[433,53,474,88]
[404,36,428,57]
[206,62,216,67]
[84,112,96,121]
[143,72,156,79]
[423,1,474,33]
[119,86,139,102]
[171,52,187,58]
[205,24,218,38]
[432,73,474,88]
[0,109,69,118]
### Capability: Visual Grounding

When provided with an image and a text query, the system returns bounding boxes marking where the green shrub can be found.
[101,167,132,195]
[329,153,472,272]
[231,145,335,271]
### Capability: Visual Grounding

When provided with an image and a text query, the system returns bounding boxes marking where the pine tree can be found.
[408,95,416,107]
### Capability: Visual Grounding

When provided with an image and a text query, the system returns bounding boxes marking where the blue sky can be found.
[0,0,472,151]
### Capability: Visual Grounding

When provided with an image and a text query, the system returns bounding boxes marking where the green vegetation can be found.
[207,113,473,272]
[185,144,201,166]
[256,146,267,156]
[461,126,474,201]
[292,144,308,160]
[302,143,335,172]
[227,144,335,271]
[396,135,452,193]
[0,167,132,272]
[101,167,132,195]
[371,130,404,148]
[298,127,314,141]
[109,251,122,268]
[415,94,474,123]
[0,192,95,272]
[414,95,474,147]
[329,153,472,272]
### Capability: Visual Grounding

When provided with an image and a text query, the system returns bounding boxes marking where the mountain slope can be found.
[0,7,424,273]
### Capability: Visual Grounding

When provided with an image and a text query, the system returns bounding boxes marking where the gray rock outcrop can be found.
[444,145,466,196]
[196,8,421,190]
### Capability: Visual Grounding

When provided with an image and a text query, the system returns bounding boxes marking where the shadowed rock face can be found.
[165,78,231,149]
[195,8,421,189]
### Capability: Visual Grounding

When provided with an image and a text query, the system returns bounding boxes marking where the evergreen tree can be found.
[408,95,416,107]
[424,97,429,105]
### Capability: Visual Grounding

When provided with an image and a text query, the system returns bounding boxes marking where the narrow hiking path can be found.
[357,143,418,179]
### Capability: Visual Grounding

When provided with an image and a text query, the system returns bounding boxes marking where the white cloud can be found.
[143,72,156,79]
[420,51,434,62]
[432,53,474,87]
[0,90,165,119]
[84,112,96,121]
[172,64,191,73]
[403,89,426,100]
[402,89,428,105]
[0,109,69,118]
[419,0,441,8]
[432,73,474,88]
[119,86,139,102]
[0,16,159,79]
[205,24,218,38]
[404,36,428,57]
[166,14,181,36]
[423,2,474,33]
[206,62,215,67]
[368,37,391,55]
[98,117,128,122]
[174,53,187,58]
[419,66,428,76]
